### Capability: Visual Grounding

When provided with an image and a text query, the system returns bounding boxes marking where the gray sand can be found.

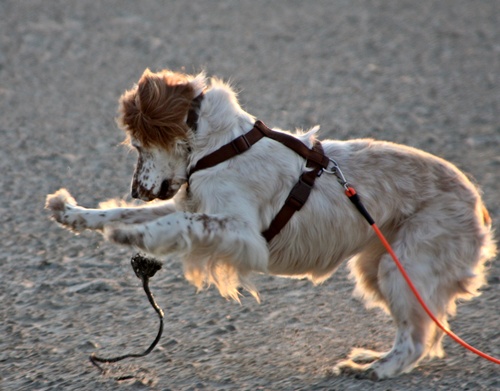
[1,1,499,390]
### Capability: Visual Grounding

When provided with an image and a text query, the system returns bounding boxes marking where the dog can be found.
[46,69,497,379]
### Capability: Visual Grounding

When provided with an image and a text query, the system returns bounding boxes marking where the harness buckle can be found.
[286,177,313,211]
[231,135,251,154]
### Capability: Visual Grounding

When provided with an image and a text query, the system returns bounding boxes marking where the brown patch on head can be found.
[118,69,195,150]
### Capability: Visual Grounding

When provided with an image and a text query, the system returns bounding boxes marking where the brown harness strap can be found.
[189,121,266,174]
[262,140,325,242]
[254,121,329,168]
[188,120,329,243]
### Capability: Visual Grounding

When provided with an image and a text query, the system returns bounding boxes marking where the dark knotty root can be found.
[131,253,163,280]
[89,253,164,380]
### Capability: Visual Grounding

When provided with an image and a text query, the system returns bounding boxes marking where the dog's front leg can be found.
[105,211,269,272]
[45,188,177,233]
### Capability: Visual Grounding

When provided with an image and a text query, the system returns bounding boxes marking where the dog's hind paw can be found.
[347,348,385,363]
[331,359,380,381]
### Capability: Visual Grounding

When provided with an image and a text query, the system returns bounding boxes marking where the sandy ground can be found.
[1,1,499,390]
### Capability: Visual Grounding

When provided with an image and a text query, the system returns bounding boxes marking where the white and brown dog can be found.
[46,69,496,379]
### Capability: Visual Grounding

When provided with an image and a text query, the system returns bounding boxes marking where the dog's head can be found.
[118,69,205,201]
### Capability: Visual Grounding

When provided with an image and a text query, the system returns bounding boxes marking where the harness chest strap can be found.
[188,121,329,243]
[261,140,325,242]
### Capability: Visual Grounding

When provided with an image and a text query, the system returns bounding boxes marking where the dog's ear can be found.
[118,69,195,149]
[188,72,207,97]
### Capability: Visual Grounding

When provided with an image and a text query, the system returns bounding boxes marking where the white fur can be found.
[46,73,496,379]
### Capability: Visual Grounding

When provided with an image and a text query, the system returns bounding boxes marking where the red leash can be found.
[344,184,500,365]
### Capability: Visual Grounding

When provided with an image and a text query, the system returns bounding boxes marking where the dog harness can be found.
[188,120,330,242]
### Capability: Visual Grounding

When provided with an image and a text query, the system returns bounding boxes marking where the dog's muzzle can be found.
[131,179,170,201]
[157,180,170,200]
[131,187,140,199]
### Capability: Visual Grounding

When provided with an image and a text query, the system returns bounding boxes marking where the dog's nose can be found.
[131,188,139,199]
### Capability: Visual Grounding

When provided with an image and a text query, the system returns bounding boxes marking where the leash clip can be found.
[324,158,350,190]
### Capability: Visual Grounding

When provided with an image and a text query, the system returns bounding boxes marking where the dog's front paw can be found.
[45,188,87,232]
[45,188,77,212]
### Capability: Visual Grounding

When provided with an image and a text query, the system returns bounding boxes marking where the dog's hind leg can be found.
[336,223,450,380]
[345,348,386,364]
[341,241,393,365]
[336,249,432,379]
[334,321,426,380]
